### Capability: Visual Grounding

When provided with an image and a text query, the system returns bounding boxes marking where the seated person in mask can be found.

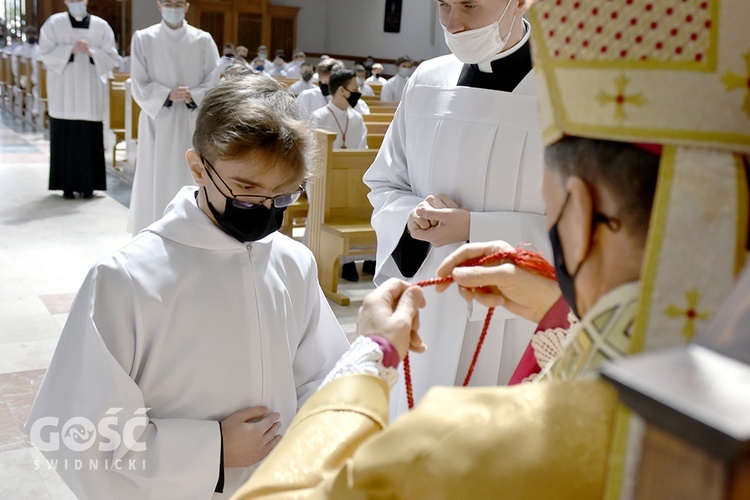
[26,71,350,499]
[366,62,387,85]
[353,64,375,97]
[309,69,368,150]
[294,58,343,119]
[286,62,315,95]
[284,50,306,79]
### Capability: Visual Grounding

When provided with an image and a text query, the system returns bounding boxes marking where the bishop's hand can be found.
[436,241,562,324]
[408,193,470,247]
[357,278,426,360]
[220,406,282,468]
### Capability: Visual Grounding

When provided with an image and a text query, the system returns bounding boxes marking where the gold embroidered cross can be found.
[664,289,711,341]
[721,50,750,117]
[596,74,645,123]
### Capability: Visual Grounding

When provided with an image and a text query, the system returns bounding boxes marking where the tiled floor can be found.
[0,109,374,498]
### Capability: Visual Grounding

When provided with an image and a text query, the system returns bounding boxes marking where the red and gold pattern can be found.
[529,1,749,497]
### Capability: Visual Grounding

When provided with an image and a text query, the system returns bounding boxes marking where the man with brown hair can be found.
[26,73,349,499]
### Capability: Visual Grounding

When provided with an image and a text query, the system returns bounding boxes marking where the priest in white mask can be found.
[128,0,220,235]
[363,0,547,419]
[26,73,349,499]
[39,0,119,199]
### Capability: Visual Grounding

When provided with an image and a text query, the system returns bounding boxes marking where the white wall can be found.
[322,0,449,62]
[128,0,448,64]
[131,0,161,33]
[272,0,327,53]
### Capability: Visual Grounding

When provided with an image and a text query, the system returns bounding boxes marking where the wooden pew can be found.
[362,112,394,123]
[366,104,397,114]
[109,80,127,169]
[280,193,308,238]
[307,129,378,305]
[369,82,383,97]
[112,71,130,83]
[124,78,141,171]
[364,122,391,135]
[35,61,49,129]
[363,95,398,106]
[0,53,13,110]
[367,133,385,150]
[274,76,298,89]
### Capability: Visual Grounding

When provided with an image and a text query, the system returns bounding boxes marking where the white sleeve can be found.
[25,261,222,500]
[38,18,75,75]
[292,260,351,406]
[188,36,220,106]
[88,20,119,77]
[380,81,393,102]
[358,118,368,150]
[130,32,172,120]
[363,79,423,282]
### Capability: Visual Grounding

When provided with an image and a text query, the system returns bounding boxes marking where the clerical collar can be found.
[68,13,91,29]
[456,19,532,93]
[476,18,531,73]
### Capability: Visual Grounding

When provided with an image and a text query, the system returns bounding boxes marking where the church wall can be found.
[322,0,449,63]
[131,0,160,33]
[271,0,326,53]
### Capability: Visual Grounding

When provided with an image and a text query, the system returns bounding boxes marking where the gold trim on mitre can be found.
[528,0,750,153]
[529,1,750,497]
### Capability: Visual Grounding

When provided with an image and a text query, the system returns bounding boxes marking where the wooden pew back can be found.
[307,129,378,305]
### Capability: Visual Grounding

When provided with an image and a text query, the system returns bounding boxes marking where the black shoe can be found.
[62,191,75,199]
[342,262,359,282]
[82,192,94,199]
[362,260,376,275]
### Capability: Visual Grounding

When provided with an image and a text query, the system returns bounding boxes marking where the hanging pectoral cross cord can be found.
[327,105,349,149]
[403,247,556,409]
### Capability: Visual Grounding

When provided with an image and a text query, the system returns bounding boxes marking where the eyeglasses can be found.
[202,157,304,210]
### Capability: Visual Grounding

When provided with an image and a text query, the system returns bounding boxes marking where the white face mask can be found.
[397,67,413,78]
[67,1,87,20]
[357,77,365,86]
[161,7,185,26]
[442,0,516,64]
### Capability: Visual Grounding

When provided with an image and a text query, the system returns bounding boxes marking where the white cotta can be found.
[380,73,408,103]
[310,104,369,150]
[363,52,550,420]
[38,13,119,121]
[128,21,220,235]
[25,187,350,499]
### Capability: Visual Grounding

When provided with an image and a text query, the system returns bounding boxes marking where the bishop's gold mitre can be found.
[528,1,749,497]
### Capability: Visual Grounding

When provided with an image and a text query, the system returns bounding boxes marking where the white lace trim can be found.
[319,336,399,390]
[522,312,578,383]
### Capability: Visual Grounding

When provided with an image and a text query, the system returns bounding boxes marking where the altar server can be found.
[26,73,349,499]
[128,0,219,234]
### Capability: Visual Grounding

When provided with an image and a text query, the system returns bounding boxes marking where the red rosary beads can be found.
[403,247,556,409]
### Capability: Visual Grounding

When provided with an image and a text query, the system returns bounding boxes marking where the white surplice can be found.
[293,86,329,119]
[380,73,408,103]
[310,104,368,150]
[363,48,549,419]
[25,187,350,499]
[286,79,314,96]
[38,13,119,121]
[295,86,370,119]
[128,21,219,235]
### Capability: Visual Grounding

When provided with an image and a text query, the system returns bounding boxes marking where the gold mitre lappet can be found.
[529,1,749,497]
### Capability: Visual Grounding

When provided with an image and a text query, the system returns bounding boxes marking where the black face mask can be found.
[345,90,362,108]
[319,82,330,96]
[301,71,313,82]
[548,193,619,318]
[28,37,38,44]
[203,187,286,243]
